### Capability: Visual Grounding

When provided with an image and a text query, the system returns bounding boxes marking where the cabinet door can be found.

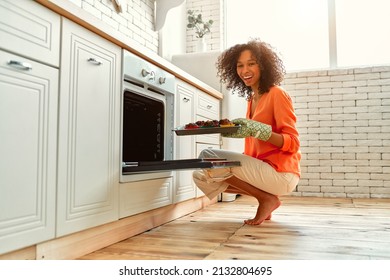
[174,82,196,202]
[0,50,58,254]
[0,0,60,67]
[196,90,221,145]
[57,19,121,236]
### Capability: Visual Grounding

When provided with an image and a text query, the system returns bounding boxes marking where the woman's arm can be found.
[267,132,284,148]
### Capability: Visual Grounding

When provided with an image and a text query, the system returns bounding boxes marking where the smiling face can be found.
[236,49,261,93]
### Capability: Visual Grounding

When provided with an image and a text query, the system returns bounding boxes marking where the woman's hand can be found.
[221,118,272,141]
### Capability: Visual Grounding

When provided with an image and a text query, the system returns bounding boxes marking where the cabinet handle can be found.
[87,58,102,65]
[183,97,190,102]
[207,105,212,109]
[7,60,32,71]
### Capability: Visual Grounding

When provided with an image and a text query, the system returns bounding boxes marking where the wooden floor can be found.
[79,195,390,260]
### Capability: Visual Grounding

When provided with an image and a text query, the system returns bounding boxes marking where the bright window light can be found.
[225,0,329,71]
[225,0,390,70]
[335,0,390,67]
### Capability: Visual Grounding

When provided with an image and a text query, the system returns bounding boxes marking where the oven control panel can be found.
[123,50,175,93]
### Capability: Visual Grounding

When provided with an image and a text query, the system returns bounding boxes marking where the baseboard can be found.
[0,246,36,260]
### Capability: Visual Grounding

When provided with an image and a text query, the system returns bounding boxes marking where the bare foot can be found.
[244,197,281,225]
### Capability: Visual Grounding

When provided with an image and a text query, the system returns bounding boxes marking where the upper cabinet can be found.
[56,18,122,237]
[0,0,60,67]
[0,0,60,255]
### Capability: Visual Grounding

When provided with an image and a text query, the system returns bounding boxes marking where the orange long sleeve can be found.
[244,86,301,177]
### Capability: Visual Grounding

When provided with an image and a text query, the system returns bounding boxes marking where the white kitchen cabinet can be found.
[56,18,121,237]
[195,90,221,145]
[173,80,197,202]
[0,52,58,255]
[0,0,60,68]
[195,91,221,197]
[0,0,60,255]
[174,86,221,200]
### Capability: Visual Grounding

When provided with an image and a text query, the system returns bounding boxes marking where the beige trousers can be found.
[192,149,299,200]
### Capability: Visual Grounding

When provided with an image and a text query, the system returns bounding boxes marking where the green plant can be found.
[187,10,214,38]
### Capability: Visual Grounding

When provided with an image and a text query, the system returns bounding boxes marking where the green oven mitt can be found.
[222,118,272,141]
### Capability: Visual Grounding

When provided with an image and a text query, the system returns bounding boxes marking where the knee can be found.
[198,148,217,159]
[193,170,206,181]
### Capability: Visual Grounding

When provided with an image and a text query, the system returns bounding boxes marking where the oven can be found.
[120,50,240,183]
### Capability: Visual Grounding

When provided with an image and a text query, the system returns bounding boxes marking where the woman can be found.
[193,39,301,225]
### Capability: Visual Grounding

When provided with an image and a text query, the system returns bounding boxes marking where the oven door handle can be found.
[123,159,204,167]
[122,159,241,174]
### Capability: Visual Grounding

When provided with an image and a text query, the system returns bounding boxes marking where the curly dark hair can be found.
[216,38,285,100]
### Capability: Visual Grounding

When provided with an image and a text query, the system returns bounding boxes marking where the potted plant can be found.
[187,10,214,51]
[187,10,214,38]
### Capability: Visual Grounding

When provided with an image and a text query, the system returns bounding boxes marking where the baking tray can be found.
[174,125,239,136]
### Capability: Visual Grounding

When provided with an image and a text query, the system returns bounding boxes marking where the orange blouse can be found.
[244,85,301,177]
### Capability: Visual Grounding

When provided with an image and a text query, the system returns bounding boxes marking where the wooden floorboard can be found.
[79,195,390,260]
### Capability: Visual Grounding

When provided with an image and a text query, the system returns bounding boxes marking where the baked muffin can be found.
[219,118,234,127]
[184,122,199,129]
[203,120,220,127]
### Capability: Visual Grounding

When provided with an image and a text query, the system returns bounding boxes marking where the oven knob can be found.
[141,69,155,80]
[141,69,150,77]
[141,69,156,81]
[149,71,155,81]
[159,77,166,84]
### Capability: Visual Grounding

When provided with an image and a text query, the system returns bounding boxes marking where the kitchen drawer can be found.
[195,91,220,145]
[196,91,219,120]
[119,177,173,218]
[0,0,60,67]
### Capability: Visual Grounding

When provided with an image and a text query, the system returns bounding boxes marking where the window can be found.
[335,0,390,67]
[225,0,390,71]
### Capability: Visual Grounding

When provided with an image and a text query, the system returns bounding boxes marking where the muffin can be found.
[219,118,234,127]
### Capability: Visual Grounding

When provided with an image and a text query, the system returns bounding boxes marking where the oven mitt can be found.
[222,118,272,141]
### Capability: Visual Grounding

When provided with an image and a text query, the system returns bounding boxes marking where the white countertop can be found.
[35,0,223,99]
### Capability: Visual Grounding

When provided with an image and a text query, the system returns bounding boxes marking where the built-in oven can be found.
[120,50,239,183]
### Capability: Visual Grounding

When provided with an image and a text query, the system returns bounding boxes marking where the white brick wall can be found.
[283,66,390,198]
[69,0,158,53]
[69,0,222,54]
